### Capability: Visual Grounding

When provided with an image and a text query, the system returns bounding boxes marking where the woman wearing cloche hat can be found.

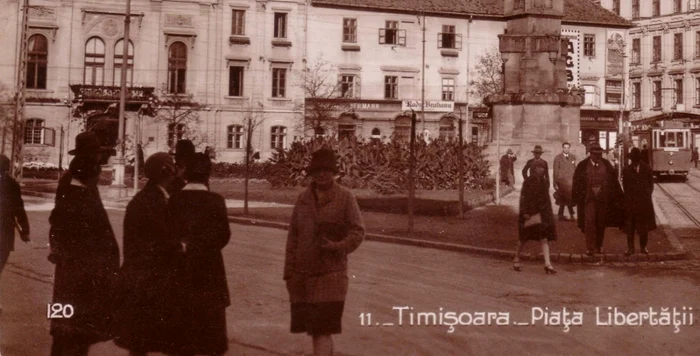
[285,148,365,356]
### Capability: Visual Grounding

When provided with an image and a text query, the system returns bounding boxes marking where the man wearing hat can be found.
[500,148,517,187]
[57,132,104,197]
[572,142,624,255]
[522,145,550,185]
[553,142,577,221]
[622,147,656,256]
[168,139,196,194]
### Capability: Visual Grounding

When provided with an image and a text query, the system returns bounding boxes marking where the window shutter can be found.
[437,33,443,49]
[594,86,601,108]
[356,75,361,99]
[456,34,462,50]
[379,28,386,44]
[44,127,55,146]
[398,29,406,47]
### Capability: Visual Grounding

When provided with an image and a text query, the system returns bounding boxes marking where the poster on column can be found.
[561,29,580,88]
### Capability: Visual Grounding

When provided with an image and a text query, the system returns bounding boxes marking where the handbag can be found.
[523,213,542,228]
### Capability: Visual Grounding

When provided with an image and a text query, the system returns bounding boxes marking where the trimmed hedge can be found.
[265,137,492,194]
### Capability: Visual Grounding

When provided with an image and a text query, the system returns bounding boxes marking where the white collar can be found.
[70,179,87,188]
[157,184,170,200]
[182,183,209,191]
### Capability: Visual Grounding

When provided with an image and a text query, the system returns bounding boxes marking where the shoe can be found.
[641,248,649,254]
[544,265,557,274]
[585,250,594,256]
[570,215,576,221]
[624,249,634,257]
[513,261,522,272]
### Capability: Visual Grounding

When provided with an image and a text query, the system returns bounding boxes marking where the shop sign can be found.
[401,100,454,112]
[605,79,623,104]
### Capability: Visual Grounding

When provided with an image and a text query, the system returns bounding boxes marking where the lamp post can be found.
[408,109,417,232]
[113,0,132,194]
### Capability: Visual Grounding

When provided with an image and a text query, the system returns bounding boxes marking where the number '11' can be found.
[359,312,372,326]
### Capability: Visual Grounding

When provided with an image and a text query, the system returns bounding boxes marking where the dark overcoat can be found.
[622,162,657,232]
[500,154,515,185]
[0,173,29,255]
[169,187,231,354]
[112,183,189,353]
[48,183,120,343]
[572,158,625,232]
[519,175,557,242]
[522,158,551,185]
[553,153,577,205]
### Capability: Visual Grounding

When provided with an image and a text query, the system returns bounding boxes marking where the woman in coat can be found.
[513,159,557,274]
[48,156,120,356]
[284,148,365,356]
[169,153,231,356]
[113,153,189,355]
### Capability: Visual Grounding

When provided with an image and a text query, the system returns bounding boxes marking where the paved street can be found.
[0,197,698,355]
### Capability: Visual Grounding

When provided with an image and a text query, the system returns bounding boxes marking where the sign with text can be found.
[605,79,624,104]
[561,29,580,88]
[401,100,455,112]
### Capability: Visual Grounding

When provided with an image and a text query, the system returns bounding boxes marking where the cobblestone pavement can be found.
[654,172,700,260]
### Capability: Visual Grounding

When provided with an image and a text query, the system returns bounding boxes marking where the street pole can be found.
[618,42,627,182]
[420,12,426,133]
[495,114,501,205]
[58,125,64,180]
[113,0,132,191]
[408,109,417,232]
[11,0,29,182]
[458,108,464,218]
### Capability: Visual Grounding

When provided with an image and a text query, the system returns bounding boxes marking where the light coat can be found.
[553,153,577,205]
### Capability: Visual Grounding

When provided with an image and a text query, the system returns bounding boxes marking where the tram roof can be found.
[630,113,700,127]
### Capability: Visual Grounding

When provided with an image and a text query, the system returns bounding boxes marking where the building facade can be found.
[0,0,631,168]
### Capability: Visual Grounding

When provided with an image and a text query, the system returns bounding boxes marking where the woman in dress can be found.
[513,158,558,274]
[48,155,120,356]
[113,153,189,355]
[284,148,365,356]
[169,153,231,356]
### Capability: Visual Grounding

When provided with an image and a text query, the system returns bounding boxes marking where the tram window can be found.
[677,132,684,148]
[659,132,666,147]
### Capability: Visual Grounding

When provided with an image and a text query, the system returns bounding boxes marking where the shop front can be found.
[579,109,626,152]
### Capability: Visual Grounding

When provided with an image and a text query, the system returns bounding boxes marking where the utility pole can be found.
[420,11,426,132]
[617,42,627,182]
[458,107,464,218]
[11,0,29,182]
[408,109,417,232]
[113,0,132,193]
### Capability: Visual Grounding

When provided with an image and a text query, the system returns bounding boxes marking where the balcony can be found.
[69,84,155,113]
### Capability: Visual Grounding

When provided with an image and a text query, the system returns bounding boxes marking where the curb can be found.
[22,190,128,209]
[228,216,690,264]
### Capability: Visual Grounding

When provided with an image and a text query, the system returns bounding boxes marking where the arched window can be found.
[24,119,44,144]
[439,117,456,141]
[114,39,134,86]
[227,125,244,149]
[84,37,105,85]
[271,125,287,149]
[27,34,48,89]
[168,42,187,94]
[393,116,411,141]
[371,128,381,143]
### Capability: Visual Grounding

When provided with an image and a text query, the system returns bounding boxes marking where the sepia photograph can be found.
[0,0,699,355]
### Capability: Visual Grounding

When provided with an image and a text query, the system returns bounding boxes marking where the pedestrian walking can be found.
[522,145,550,184]
[0,154,30,299]
[692,147,699,169]
[499,148,517,187]
[168,139,196,194]
[622,148,656,256]
[48,155,120,356]
[572,143,625,256]
[113,153,189,355]
[53,131,104,203]
[640,144,649,165]
[513,155,557,274]
[169,153,231,356]
[284,148,365,356]
[553,142,577,221]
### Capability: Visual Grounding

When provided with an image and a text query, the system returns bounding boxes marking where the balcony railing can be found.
[69,84,155,103]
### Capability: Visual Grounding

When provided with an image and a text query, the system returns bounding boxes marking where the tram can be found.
[633,122,691,178]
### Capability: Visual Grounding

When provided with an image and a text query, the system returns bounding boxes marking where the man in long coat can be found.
[522,145,550,184]
[572,143,625,255]
[500,148,516,186]
[553,142,577,221]
[0,155,30,285]
[622,148,656,256]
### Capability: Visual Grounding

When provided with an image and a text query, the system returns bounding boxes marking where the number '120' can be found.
[47,303,74,319]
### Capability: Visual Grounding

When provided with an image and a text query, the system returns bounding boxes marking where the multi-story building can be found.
[597,0,700,149]
[0,0,631,168]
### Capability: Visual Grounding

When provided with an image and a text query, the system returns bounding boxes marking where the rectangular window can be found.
[274,13,287,38]
[227,125,244,149]
[632,38,641,64]
[228,66,244,97]
[632,82,641,109]
[653,0,660,16]
[674,33,683,60]
[384,75,398,99]
[442,78,455,101]
[343,18,357,43]
[584,34,595,57]
[652,80,662,108]
[613,0,620,15]
[168,124,185,148]
[439,25,457,49]
[583,85,596,106]
[696,78,700,106]
[270,126,287,149]
[272,68,286,98]
[232,10,245,35]
[696,31,700,58]
[339,75,358,98]
[652,36,661,63]
[632,0,640,18]
[675,0,682,13]
[673,78,684,105]
[379,21,405,46]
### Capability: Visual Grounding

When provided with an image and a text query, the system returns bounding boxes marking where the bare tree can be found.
[151,93,203,149]
[469,47,504,105]
[242,102,265,215]
[296,58,345,138]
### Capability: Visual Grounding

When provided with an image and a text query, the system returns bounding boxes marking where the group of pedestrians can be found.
[47,133,231,356]
[512,141,657,273]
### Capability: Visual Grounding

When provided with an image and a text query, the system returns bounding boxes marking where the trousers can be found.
[584,201,606,251]
[626,218,649,250]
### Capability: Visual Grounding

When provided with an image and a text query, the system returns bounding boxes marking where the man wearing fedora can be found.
[553,142,577,221]
[500,148,517,187]
[522,145,550,185]
[572,142,625,256]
